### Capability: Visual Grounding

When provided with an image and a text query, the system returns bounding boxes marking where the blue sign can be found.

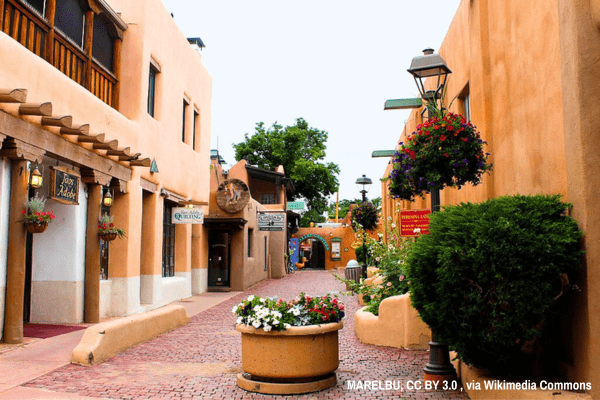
[289,238,299,264]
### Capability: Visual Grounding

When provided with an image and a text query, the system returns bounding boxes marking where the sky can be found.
[161,0,461,204]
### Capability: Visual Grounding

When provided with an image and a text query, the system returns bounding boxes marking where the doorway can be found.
[208,230,230,287]
[299,238,326,269]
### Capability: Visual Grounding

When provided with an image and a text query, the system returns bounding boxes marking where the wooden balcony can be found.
[1,0,124,109]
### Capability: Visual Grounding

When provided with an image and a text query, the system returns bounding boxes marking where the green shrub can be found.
[406,194,583,370]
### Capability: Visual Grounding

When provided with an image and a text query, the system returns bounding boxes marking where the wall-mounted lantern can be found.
[102,188,114,207]
[30,165,43,189]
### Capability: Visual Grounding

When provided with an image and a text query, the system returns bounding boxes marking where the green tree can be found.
[298,209,327,228]
[233,118,340,212]
[327,197,382,221]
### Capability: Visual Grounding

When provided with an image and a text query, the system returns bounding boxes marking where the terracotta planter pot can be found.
[24,221,48,233]
[99,232,117,241]
[236,322,343,381]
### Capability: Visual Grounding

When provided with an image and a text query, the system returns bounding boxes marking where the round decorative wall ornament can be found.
[217,179,250,213]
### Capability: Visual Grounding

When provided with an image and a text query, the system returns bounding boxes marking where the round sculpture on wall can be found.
[217,179,250,213]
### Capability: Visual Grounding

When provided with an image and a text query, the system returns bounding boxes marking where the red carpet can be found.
[23,324,87,339]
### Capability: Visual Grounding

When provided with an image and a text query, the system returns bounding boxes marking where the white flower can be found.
[232,305,239,313]
[272,319,279,325]
[252,320,261,329]
[391,223,396,228]
[378,233,383,238]
[236,317,243,324]
[247,295,255,301]
[292,308,300,316]
[260,298,266,303]
[284,323,291,329]
[263,324,272,332]
[272,311,282,318]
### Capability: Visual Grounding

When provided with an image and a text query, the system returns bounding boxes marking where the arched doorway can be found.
[299,238,326,269]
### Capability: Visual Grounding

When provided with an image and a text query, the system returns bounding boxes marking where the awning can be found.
[203,216,247,230]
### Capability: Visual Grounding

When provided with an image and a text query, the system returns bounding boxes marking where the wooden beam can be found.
[60,124,90,136]
[106,147,130,157]
[0,89,27,103]
[41,115,72,128]
[112,38,122,110]
[111,178,128,194]
[19,102,52,116]
[119,152,141,161]
[140,177,157,193]
[92,139,118,150]
[129,158,152,167]
[45,0,56,64]
[78,133,105,144]
[81,168,112,186]
[0,138,45,163]
[0,110,131,181]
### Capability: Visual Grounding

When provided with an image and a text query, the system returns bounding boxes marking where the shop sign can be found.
[172,207,204,224]
[286,201,306,211]
[331,237,342,261]
[49,166,79,205]
[258,213,285,231]
[400,210,431,237]
[298,233,330,251]
[216,179,250,213]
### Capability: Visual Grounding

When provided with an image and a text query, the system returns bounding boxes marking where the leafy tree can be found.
[233,118,340,212]
[298,209,327,228]
[327,197,382,221]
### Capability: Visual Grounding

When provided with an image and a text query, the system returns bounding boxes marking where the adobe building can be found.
[0,0,212,343]
[205,156,292,290]
[380,0,600,396]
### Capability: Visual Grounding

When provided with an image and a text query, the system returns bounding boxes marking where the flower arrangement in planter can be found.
[232,292,344,331]
[387,105,492,200]
[98,213,126,241]
[233,293,344,394]
[351,201,379,231]
[21,195,55,233]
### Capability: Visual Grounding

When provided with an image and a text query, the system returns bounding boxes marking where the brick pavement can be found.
[24,270,470,400]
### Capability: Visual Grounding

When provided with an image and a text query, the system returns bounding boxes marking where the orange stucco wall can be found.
[380,0,600,396]
[292,227,359,270]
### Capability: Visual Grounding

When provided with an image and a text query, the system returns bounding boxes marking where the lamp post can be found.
[408,48,456,383]
[355,174,372,278]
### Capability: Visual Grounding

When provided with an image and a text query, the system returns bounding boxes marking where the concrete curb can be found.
[71,305,189,366]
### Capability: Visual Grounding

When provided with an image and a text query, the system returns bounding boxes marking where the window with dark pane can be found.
[182,99,188,143]
[92,13,115,71]
[148,65,157,117]
[23,0,46,17]
[193,110,199,150]
[55,0,85,47]
[162,200,176,277]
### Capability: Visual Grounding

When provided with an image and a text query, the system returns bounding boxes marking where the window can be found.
[92,13,115,71]
[182,97,190,143]
[193,109,199,151]
[162,200,176,277]
[464,93,471,122]
[55,0,85,47]
[23,0,45,16]
[148,64,158,117]
[260,194,276,204]
[459,84,471,122]
[247,228,253,257]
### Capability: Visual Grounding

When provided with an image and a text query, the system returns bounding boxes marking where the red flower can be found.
[462,137,468,142]
[440,135,447,141]
[447,125,455,131]
[409,151,416,160]
[21,209,26,214]
[38,217,42,221]
[444,153,449,157]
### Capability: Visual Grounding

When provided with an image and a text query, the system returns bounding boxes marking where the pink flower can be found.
[399,274,405,282]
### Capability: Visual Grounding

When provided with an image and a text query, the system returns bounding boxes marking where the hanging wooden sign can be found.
[216,179,250,213]
[49,166,80,205]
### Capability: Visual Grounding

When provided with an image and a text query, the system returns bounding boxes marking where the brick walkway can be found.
[25,270,470,399]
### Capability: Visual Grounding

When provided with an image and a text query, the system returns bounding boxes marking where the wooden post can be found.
[0,0,5,30]
[44,0,56,64]
[84,184,102,323]
[2,159,29,344]
[112,38,122,110]
[83,10,94,90]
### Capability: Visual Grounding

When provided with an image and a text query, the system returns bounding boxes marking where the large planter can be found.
[24,221,48,233]
[236,322,343,394]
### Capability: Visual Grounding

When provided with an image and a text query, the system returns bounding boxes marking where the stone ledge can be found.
[354,293,430,350]
[452,355,593,400]
[71,304,189,366]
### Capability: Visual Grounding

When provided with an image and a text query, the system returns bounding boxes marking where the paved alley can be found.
[23,271,470,400]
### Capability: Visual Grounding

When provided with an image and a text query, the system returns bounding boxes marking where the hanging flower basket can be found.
[99,232,118,241]
[387,110,492,201]
[21,194,55,233]
[24,221,48,234]
[351,201,379,232]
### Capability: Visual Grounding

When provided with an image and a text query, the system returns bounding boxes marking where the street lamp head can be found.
[407,48,452,104]
[356,174,372,201]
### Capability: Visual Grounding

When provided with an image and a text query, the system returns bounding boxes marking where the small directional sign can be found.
[384,98,423,110]
[372,150,397,158]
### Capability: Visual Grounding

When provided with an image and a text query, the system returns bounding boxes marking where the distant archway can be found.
[298,238,326,269]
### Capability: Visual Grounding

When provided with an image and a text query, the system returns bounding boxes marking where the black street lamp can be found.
[355,174,372,278]
[408,48,456,383]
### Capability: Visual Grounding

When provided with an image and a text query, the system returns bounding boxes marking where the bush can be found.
[406,194,583,370]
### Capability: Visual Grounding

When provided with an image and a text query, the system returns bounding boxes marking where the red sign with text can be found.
[400,210,431,237]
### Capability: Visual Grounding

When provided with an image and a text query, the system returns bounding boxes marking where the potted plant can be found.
[233,292,344,394]
[21,195,55,233]
[98,213,126,241]
[387,103,492,200]
[351,201,379,232]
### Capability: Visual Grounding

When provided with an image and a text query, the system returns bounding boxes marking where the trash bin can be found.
[344,260,362,291]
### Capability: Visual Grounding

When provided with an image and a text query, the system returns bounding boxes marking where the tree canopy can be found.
[327,197,382,221]
[233,118,340,211]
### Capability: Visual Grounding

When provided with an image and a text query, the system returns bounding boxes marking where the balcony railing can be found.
[1,0,121,109]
